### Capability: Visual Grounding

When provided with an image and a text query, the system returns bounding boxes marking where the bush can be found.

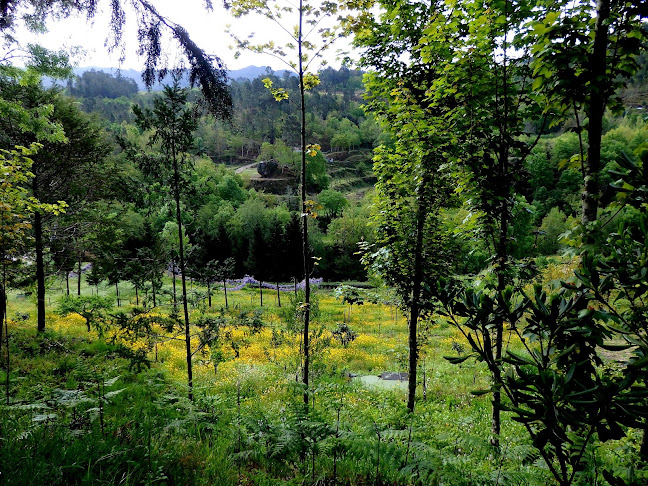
[331,322,358,348]
[537,207,570,255]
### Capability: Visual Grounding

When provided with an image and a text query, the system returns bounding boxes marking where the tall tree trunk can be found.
[172,145,193,401]
[298,0,311,409]
[0,282,5,356]
[135,285,139,306]
[276,282,281,307]
[4,313,9,405]
[115,282,120,307]
[489,11,512,447]
[491,131,510,449]
[172,263,177,312]
[223,279,228,309]
[582,0,610,224]
[0,239,6,354]
[3,257,9,403]
[152,278,157,307]
[407,195,426,413]
[491,197,509,449]
[34,209,46,333]
[207,281,211,307]
[66,273,69,296]
[259,280,263,307]
[77,256,82,295]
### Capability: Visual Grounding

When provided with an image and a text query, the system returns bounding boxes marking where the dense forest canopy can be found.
[1,0,648,484]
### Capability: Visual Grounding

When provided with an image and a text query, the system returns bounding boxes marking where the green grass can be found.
[0,273,644,485]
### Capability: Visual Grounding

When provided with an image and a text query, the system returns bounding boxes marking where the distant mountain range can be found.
[46,65,294,90]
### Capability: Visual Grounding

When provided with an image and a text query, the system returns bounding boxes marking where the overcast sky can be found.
[13,0,351,72]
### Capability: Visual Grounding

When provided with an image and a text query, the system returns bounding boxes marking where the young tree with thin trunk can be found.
[227,0,349,407]
[132,79,228,400]
[218,258,235,309]
[355,0,458,415]
[362,97,454,414]
[354,0,547,438]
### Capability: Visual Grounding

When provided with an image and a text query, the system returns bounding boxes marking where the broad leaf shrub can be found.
[437,149,648,485]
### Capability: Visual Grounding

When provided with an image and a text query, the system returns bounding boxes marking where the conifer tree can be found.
[132,80,201,400]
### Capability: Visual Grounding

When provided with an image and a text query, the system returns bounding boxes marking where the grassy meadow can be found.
[1,261,641,485]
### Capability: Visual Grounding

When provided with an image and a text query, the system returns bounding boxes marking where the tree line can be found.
[0,66,380,333]
[64,67,382,161]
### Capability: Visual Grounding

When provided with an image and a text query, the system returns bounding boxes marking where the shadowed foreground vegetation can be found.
[1,259,645,485]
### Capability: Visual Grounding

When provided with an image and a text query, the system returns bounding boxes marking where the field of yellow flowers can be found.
[4,272,579,485]
[5,276,507,409]
[4,273,541,404]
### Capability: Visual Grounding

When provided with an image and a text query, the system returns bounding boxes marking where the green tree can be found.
[305,148,329,192]
[324,204,372,280]
[333,284,364,322]
[245,225,269,306]
[56,295,113,333]
[355,0,551,434]
[0,68,66,331]
[0,143,65,345]
[217,175,247,206]
[537,207,570,255]
[330,118,361,151]
[132,80,212,400]
[227,0,348,407]
[419,0,551,442]
[257,139,299,171]
[68,69,139,99]
[161,220,192,310]
[530,0,648,223]
[90,207,143,308]
[0,70,111,332]
[356,0,459,414]
[436,150,648,481]
[582,151,648,460]
[318,189,348,219]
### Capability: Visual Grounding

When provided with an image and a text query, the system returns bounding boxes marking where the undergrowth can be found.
[0,276,643,484]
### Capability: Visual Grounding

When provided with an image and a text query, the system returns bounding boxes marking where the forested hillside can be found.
[2,0,648,484]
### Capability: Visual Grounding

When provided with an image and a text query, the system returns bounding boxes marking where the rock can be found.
[379,372,409,381]
[257,159,279,178]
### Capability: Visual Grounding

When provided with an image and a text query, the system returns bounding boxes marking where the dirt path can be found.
[235,162,258,174]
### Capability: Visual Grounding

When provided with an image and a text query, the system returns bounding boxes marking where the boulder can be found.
[257,159,279,178]
[379,372,409,381]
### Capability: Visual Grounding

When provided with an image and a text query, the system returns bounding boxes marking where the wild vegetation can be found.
[1,0,648,484]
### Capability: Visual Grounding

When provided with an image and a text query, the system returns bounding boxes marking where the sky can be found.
[11,0,352,73]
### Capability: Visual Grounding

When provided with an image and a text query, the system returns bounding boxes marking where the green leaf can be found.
[598,343,632,352]
[545,11,559,24]
[444,354,475,364]
[104,389,126,400]
[532,23,547,35]
[505,351,534,366]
